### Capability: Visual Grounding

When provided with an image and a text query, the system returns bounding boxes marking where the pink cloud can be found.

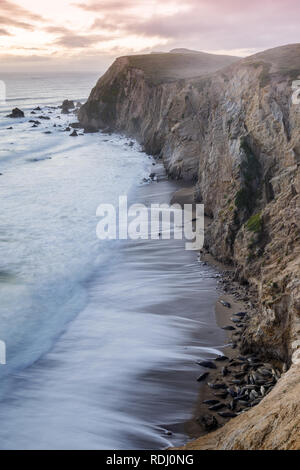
[78,0,300,52]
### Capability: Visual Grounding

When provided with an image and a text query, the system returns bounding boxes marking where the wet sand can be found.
[167,182,258,440]
[130,162,259,445]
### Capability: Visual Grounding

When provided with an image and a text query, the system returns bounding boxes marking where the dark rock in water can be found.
[44,131,52,134]
[61,100,75,114]
[197,372,209,382]
[7,127,13,130]
[76,102,82,108]
[84,126,98,134]
[197,360,217,369]
[31,124,38,128]
[128,141,134,147]
[220,300,231,308]
[29,120,41,125]
[34,106,41,111]
[31,111,36,115]
[222,326,236,331]
[70,130,78,137]
[65,127,71,132]
[38,115,50,120]
[7,108,24,118]
[218,411,237,418]
[197,414,218,432]
[149,172,156,179]
[70,122,81,129]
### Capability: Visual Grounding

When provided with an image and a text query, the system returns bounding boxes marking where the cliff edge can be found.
[79,45,300,450]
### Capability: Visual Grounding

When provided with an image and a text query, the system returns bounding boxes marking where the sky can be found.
[0,0,299,72]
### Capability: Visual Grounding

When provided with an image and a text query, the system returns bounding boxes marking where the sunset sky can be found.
[0,0,299,71]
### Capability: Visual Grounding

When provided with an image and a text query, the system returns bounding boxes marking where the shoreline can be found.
[170,186,285,445]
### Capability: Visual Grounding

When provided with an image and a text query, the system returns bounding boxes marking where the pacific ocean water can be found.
[0,72,225,449]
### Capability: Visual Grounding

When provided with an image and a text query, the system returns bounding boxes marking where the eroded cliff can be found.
[79,45,300,449]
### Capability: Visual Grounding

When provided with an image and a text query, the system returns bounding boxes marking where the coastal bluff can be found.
[79,45,300,450]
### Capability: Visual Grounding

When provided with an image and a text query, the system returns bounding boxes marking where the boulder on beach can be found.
[70,122,81,129]
[61,100,75,114]
[84,126,98,134]
[6,108,25,118]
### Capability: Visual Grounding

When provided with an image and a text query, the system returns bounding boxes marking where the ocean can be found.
[0,72,225,449]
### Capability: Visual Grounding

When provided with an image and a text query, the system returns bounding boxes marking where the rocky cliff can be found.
[79,45,300,449]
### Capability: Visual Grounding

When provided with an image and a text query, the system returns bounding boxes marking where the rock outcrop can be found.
[79,45,300,450]
[6,108,24,118]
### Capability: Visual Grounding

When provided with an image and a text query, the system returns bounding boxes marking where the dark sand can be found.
[124,160,255,446]
[169,183,257,440]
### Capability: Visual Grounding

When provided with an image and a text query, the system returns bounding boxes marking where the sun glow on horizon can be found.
[0,0,299,71]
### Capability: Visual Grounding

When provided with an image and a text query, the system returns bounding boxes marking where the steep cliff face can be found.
[79,46,300,448]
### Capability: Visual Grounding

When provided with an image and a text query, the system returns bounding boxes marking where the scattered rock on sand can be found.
[197,414,218,432]
[70,122,81,129]
[6,108,24,118]
[84,126,98,133]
